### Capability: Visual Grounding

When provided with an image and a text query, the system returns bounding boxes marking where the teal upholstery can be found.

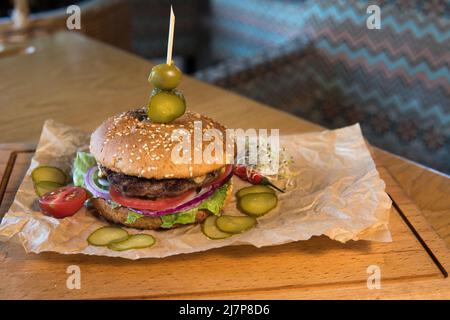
[197,0,450,174]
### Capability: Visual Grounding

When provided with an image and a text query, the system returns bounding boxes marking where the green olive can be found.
[148,63,182,90]
[150,87,162,97]
[147,90,186,123]
[238,192,278,217]
[150,87,185,104]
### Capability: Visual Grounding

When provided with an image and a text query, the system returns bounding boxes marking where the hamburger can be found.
[87,108,233,230]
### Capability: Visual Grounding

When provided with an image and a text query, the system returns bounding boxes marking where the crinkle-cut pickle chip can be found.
[108,234,155,251]
[236,185,275,198]
[34,181,64,197]
[87,227,129,246]
[238,192,278,217]
[216,215,256,234]
[202,215,233,240]
[32,166,67,185]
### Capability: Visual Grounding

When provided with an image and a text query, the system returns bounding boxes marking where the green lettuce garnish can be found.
[196,183,230,215]
[160,183,230,228]
[160,208,197,228]
[108,200,121,209]
[72,151,96,187]
[125,210,144,225]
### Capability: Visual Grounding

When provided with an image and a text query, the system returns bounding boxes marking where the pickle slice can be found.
[238,192,278,217]
[34,181,64,196]
[202,215,233,240]
[236,185,275,198]
[216,215,256,234]
[87,227,129,246]
[32,166,67,185]
[108,234,155,251]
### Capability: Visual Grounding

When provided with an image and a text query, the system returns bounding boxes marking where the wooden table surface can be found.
[1,32,449,299]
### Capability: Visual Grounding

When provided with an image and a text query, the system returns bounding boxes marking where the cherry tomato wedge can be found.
[39,186,87,219]
[109,187,194,211]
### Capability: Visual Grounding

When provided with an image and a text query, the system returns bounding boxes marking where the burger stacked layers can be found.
[88,108,233,230]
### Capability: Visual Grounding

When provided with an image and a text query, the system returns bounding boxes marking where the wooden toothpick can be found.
[166,5,175,65]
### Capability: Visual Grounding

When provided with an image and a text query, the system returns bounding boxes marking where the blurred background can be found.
[0,0,449,174]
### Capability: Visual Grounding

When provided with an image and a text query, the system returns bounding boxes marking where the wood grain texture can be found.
[1,145,450,299]
[0,32,449,299]
[0,32,320,143]
[0,32,448,249]
[374,149,450,248]
[0,144,34,217]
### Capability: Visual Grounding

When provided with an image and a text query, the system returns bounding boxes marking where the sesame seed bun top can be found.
[90,108,232,179]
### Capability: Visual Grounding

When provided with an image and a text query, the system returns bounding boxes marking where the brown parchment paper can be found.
[0,120,392,259]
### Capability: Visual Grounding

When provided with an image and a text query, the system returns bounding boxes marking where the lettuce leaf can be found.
[196,182,230,215]
[160,183,230,229]
[125,211,144,225]
[72,151,96,187]
[160,208,197,228]
[108,200,122,209]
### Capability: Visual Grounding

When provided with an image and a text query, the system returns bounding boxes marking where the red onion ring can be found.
[85,166,111,200]
[128,165,233,217]
[90,165,233,216]
[128,185,217,217]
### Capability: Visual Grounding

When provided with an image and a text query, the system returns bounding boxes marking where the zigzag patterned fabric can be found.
[131,0,204,59]
[198,0,450,174]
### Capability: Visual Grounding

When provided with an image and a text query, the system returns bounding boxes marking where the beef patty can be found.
[102,166,221,199]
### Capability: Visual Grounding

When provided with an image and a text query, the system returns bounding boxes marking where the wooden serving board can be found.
[1,143,450,299]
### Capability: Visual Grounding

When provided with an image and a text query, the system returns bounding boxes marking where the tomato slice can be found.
[204,164,233,188]
[109,187,194,211]
[39,186,87,219]
[108,165,232,211]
